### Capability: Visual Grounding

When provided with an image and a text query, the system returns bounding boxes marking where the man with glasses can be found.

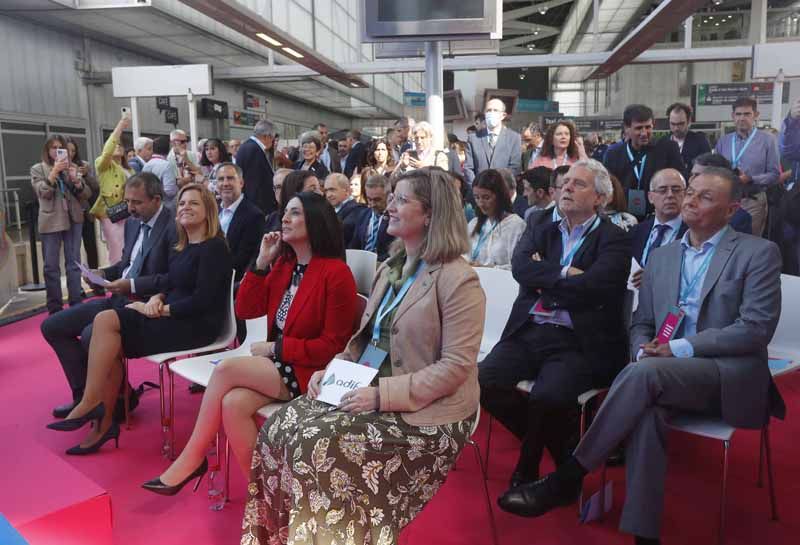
[167,129,200,189]
[313,123,340,173]
[522,123,544,169]
[662,103,710,173]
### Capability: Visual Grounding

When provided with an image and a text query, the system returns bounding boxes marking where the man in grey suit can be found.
[498,167,784,545]
[464,98,522,183]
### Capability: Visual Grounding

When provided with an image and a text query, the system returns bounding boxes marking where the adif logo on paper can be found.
[322,373,362,390]
[323,374,336,387]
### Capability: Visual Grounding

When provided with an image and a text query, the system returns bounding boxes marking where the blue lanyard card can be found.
[627,189,647,217]
[358,344,388,370]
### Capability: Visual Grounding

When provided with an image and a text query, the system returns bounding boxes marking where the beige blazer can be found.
[30,162,91,234]
[338,257,485,426]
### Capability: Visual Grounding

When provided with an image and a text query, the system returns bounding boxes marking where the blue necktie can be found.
[365,213,380,252]
[643,224,670,266]
[126,223,151,279]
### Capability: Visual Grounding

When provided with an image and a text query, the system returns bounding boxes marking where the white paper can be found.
[627,258,642,313]
[76,261,111,286]
[316,358,379,406]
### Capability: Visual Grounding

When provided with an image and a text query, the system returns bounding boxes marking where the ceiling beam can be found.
[501,30,560,47]
[504,20,560,32]
[503,0,575,21]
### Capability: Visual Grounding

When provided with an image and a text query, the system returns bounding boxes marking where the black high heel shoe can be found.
[65,422,120,455]
[46,403,105,432]
[142,458,209,497]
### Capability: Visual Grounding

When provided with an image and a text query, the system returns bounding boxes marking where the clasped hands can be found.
[639,338,674,359]
[306,369,379,414]
[531,252,583,277]
[126,294,166,318]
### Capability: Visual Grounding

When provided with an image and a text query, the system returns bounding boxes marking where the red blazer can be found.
[235,255,358,393]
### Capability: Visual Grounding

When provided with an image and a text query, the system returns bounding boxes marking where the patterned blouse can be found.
[274,263,307,331]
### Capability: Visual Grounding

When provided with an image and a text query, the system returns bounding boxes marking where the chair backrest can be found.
[346,249,378,296]
[354,293,368,332]
[474,267,518,352]
[216,270,238,346]
[769,274,800,360]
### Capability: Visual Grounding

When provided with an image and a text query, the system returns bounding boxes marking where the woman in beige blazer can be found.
[242,167,486,545]
[31,135,92,313]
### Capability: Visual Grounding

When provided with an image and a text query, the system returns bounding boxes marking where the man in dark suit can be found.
[235,119,277,215]
[504,168,784,545]
[349,174,395,261]
[314,123,340,174]
[663,102,711,174]
[343,129,367,179]
[479,159,631,495]
[630,169,688,288]
[603,104,685,220]
[692,152,754,234]
[325,172,365,247]
[216,163,265,281]
[41,173,176,419]
[464,99,523,184]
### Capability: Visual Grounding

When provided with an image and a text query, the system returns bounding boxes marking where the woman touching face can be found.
[281,196,309,245]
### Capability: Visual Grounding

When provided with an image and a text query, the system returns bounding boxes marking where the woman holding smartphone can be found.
[31,135,93,314]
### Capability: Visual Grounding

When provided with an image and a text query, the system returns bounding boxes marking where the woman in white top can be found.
[392,121,449,179]
[465,169,526,269]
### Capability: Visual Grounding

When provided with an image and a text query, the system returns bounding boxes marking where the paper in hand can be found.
[316,358,379,406]
[76,261,110,286]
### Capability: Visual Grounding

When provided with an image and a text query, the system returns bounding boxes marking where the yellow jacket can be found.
[89,134,132,218]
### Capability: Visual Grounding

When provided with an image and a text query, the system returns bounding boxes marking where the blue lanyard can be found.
[551,207,562,223]
[372,263,423,344]
[470,220,500,261]
[678,245,716,307]
[731,130,757,169]
[641,223,678,266]
[560,216,601,267]
[626,144,647,188]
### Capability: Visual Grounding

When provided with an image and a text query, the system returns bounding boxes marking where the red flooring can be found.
[2,311,800,545]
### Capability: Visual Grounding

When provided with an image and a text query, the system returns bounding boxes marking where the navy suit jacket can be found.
[226,197,266,282]
[630,216,688,265]
[507,216,632,387]
[344,142,367,179]
[667,130,711,173]
[349,209,395,262]
[235,138,276,215]
[512,194,529,219]
[102,208,176,296]
[337,199,366,248]
[464,127,522,183]
[730,208,753,235]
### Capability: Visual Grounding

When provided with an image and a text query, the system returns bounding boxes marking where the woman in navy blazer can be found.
[143,192,359,495]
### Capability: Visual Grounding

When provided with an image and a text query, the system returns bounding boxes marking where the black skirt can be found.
[114,307,218,359]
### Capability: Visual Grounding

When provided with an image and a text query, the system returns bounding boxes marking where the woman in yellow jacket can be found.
[90,114,132,264]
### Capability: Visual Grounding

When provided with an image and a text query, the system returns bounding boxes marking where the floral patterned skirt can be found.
[240,396,474,545]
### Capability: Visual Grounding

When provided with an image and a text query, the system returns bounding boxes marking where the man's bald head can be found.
[485,98,507,113]
[648,168,687,222]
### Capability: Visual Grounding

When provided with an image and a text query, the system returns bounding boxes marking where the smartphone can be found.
[56,148,68,161]
[121,106,131,117]
[409,150,419,160]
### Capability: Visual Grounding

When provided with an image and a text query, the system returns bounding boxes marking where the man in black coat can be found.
[603,104,685,220]
[324,172,365,247]
[41,173,176,419]
[663,102,711,174]
[479,160,631,496]
[216,163,265,282]
[343,129,367,179]
[235,119,277,215]
[349,174,395,261]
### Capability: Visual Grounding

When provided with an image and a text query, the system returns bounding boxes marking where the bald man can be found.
[464,98,522,183]
[630,168,689,288]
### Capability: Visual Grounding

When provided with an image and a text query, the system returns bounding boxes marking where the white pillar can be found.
[187,90,198,154]
[684,16,693,49]
[749,0,767,45]
[771,69,784,129]
[425,41,445,151]
[130,97,140,141]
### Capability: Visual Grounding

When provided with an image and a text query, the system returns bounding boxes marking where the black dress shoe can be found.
[52,400,79,419]
[65,422,120,455]
[634,536,660,545]
[112,386,140,423]
[509,468,539,489]
[46,403,105,431]
[498,473,582,518]
[142,458,209,496]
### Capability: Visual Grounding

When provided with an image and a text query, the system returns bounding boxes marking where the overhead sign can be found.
[517,99,559,113]
[164,107,179,125]
[404,92,426,108]
[112,65,212,98]
[156,96,170,110]
[243,91,267,113]
[696,83,790,106]
[232,110,263,127]
[200,98,229,119]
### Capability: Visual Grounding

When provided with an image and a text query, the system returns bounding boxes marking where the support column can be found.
[771,69,784,129]
[425,41,444,151]
[187,90,198,154]
[748,0,767,45]
[684,16,693,49]
[130,97,140,141]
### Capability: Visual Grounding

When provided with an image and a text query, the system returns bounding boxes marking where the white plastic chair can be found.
[473,267,518,362]
[768,274,800,365]
[139,270,237,459]
[346,249,378,296]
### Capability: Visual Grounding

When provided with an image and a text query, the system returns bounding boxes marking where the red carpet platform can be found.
[1,310,800,544]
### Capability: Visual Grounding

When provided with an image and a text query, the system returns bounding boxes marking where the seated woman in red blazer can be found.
[143,191,359,495]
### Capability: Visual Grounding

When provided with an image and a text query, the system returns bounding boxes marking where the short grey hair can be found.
[413,121,434,138]
[300,131,322,151]
[169,129,187,140]
[133,137,153,152]
[364,173,391,192]
[216,162,243,178]
[325,172,350,191]
[254,119,275,137]
[571,159,613,205]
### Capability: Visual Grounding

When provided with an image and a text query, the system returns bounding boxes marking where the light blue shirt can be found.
[142,156,178,202]
[219,194,243,235]
[668,226,728,358]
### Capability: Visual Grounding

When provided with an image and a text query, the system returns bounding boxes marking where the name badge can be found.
[531,298,555,317]
[317,358,380,406]
[358,344,388,370]
[627,189,647,218]
[656,306,685,344]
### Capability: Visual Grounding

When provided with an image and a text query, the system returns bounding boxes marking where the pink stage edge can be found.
[2,311,800,545]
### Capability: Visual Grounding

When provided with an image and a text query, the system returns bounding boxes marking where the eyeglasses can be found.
[389,193,417,206]
[651,186,685,195]
[172,139,188,144]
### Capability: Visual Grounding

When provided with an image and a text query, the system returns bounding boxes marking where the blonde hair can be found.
[174,183,223,251]
[391,167,470,264]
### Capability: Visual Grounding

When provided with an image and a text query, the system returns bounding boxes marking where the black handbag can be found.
[104,197,130,223]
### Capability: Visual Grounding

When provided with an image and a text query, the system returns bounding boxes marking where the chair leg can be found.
[159,362,169,457]
[224,435,231,503]
[757,427,765,488]
[469,439,498,545]
[577,403,588,517]
[168,362,176,460]
[762,426,779,521]
[123,357,131,430]
[719,440,730,545]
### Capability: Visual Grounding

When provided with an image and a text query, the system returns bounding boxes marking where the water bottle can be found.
[208,470,226,511]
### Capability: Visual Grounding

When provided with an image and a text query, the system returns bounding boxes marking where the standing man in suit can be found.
[522,123,544,170]
[314,123,340,174]
[343,129,367,178]
[216,163,265,282]
[479,159,631,494]
[464,98,523,184]
[503,168,784,545]
[236,119,277,215]
[630,168,688,288]
[604,104,685,220]
[40,172,176,420]
[325,172,365,247]
[128,137,153,174]
[349,174,395,261]
[663,102,710,174]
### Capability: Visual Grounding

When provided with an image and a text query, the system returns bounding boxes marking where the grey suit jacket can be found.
[464,127,522,183]
[631,228,784,428]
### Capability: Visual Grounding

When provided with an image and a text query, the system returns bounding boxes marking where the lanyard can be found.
[626,144,647,188]
[731,130,757,169]
[641,223,678,266]
[560,216,601,267]
[470,220,500,261]
[372,263,423,344]
[552,207,562,223]
[678,245,716,307]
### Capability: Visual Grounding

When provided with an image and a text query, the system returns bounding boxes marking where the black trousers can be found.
[81,216,99,269]
[478,322,594,476]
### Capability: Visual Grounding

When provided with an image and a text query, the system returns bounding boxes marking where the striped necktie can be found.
[365,213,380,252]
